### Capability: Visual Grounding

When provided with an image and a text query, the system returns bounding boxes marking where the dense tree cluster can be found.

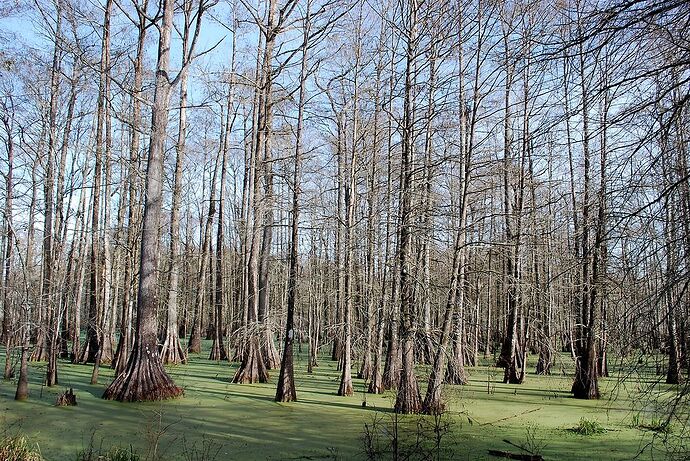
[0,0,688,416]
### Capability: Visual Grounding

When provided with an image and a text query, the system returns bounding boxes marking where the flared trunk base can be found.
[103,348,183,402]
[233,335,269,384]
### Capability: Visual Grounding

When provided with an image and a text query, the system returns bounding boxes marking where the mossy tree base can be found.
[572,368,600,400]
[382,341,401,391]
[161,333,187,365]
[187,323,202,354]
[394,340,421,414]
[233,335,269,384]
[208,337,227,362]
[262,327,280,370]
[103,345,182,402]
[338,372,353,397]
[394,375,421,414]
[368,368,384,394]
[445,358,468,385]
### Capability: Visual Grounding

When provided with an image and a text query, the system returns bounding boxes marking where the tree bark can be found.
[162,0,192,365]
[79,0,111,366]
[113,0,148,374]
[103,0,183,402]
[276,0,310,402]
[394,0,422,414]
[571,30,599,399]
[1,98,14,380]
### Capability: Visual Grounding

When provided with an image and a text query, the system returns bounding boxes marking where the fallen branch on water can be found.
[488,449,544,460]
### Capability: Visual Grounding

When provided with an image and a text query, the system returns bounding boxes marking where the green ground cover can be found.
[0,344,683,460]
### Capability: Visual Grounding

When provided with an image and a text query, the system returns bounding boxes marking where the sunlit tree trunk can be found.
[42,3,64,386]
[1,98,14,380]
[162,0,193,365]
[103,0,185,402]
[394,0,422,414]
[79,0,111,366]
[113,0,148,374]
[276,0,311,402]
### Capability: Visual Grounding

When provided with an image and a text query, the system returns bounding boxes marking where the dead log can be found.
[488,450,544,460]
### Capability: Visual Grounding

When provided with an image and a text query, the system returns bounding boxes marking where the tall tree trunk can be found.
[210,106,231,362]
[54,57,80,361]
[394,0,422,414]
[496,15,525,385]
[257,0,281,371]
[103,0,183,402]
[80,0,111,365]
[660,110,683,385]
[189,153,219,353]
[417,37,437,366]
[571,32,599,399]
[276,1,310,402]
[381,26,401,391]
[113,0,148,374]
[1,100,14,380]
[367,30,386,392]
[338,3,363,397]
[162,0,192,365]
[42,4,63,386]
[234,0,281,382]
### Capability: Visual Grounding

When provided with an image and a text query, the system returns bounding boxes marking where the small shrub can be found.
[523,424,548,455]
[0,435,44,461]
[631,413,673,434]
[104,447,140,461]
[631,413,641,428]
[361,410,457,460]
[76,442,140,461]
[569,418,606,435]
[181,435,223,461]
[640,418,673,434]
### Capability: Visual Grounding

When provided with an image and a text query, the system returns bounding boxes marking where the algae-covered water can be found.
[0,344,683,460]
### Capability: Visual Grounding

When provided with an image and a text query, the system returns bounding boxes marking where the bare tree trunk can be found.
[359,54,381,382]
[210,107,231,362]
[276,1,311,403]
[572,30,599,399]
[162,0,192,365]
[93,57,116,382]
[103,0,186,402]
[423,228,465,413]
[536,146,556,375]
[597,80,610,378]
[1,99,14,380]
[189,153,219,353]
[445,5,479,384]
[15,346,28,400]
[423,108,473,410]
[367,31,386,392]
[394,0,422,414]
[256,0,282,371]
[660,109,683,385]
[496,12,525,385]
[54,56,80,360]
[337,3,364,397]
[80,0,111,366]
[71,170,89,362]
[42,4,63,385]
[234,0,280,381]
[332,114,344,367]
[416,31,440,367]
[113,0,148,374]
[381,27,401,391]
